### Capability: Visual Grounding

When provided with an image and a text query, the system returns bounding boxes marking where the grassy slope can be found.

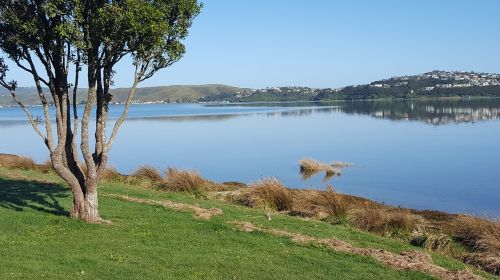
[0,168,494,280]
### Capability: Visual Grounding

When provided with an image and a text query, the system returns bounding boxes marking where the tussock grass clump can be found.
[294,186,349,219]
[236,178,293,211]
[131,165,162,181]
[36,159,54,173]
[221,181,247,190]
[451,215,500,275]
[410,231,452,251]
[157,168,206,193]
[452,215,500,253]
[349,205,424,236]
[100,167,126,183]
[462,252,500,276]
[299,158,341,180]
[0,154,37,170]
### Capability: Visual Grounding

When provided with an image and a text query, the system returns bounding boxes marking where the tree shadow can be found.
[0,177,70,216]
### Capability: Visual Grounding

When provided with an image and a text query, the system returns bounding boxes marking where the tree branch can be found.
[24,50,55,151]
[1,86,47,143]
[106,66,142,151]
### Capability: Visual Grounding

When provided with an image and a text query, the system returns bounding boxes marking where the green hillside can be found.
[0,84,244,106]
[1,166,496,280]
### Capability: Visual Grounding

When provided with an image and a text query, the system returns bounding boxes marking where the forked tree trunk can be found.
[70,182,100,223]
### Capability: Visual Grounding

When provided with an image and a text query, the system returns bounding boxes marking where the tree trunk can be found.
[71,184,101,223]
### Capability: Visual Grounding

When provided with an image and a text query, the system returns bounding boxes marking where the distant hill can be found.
[0,84,246,106]
[201,71,500,103]
[3,71,500,106]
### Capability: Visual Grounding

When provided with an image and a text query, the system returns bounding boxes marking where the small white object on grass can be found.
[266,211,272,222]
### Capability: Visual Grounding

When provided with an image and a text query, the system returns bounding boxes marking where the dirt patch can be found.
[105,194,223,220]
[232,221,480,280]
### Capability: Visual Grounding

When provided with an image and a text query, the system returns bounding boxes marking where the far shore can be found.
[1,95,500,108]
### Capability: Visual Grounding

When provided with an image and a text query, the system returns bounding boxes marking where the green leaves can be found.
[1,0,201,92]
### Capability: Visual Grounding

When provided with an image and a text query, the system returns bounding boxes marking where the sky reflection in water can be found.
[1,99,499,215]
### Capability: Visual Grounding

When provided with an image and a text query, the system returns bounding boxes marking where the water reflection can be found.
[1,99,500,127]
[1,99,499,215]
[207,99,500,125]
[337,99,500,125]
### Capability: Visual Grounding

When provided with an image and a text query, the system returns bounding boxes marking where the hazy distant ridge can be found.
[2,70,500,106]
[0,84,246,106]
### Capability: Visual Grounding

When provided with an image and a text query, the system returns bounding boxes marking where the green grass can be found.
[0,167,487,279]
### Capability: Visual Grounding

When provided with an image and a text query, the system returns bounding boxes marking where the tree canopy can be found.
[0,0,201,222]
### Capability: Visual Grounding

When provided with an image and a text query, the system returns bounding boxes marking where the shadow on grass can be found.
[0,177,70,216]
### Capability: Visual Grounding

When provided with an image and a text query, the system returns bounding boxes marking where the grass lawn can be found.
[0,168,493,280]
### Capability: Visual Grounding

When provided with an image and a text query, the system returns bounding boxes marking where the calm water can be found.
[1,99,499,215]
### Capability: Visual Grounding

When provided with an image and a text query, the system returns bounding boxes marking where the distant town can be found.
[1,71,500,107]
[200,71,500,103]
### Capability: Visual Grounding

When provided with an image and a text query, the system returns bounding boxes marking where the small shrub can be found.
[0,154,36,170]
[157,168,206,193]
[131,165,162,181]
[236,178,293,211]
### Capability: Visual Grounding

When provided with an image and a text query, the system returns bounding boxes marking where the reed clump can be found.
[236,178,293,211]
[451,215,500,275]
[349,204,424,236]
[452,215,500,253]
[131,165,162,181]
[100,167,126,183]
[299,158,341,180]
[294,186,349,219]
[157,168,206,193]
[410,231,452,252]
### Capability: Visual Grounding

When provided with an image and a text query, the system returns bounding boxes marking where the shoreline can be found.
[0,153,495,218]
[0,153,499,275]
[2,95,500,108]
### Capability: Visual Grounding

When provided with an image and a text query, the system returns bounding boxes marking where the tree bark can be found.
[70,182,101,223]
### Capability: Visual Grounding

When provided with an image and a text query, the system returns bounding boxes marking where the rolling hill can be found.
[0,84,245,106]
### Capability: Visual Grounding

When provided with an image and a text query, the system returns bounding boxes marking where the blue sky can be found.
[6,0,500,88]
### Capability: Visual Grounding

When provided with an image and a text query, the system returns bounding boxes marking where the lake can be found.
[1,99,499,215]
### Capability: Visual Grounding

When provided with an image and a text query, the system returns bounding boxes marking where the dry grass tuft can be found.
[410,231,452,251]
[452,215,500,253]
[331,161,353,168]
[221,181,247,190]
[0,154,37,170]
[236,178,293,211]
[349,204,424,236]
[100,167,126,182]
[424,233,452,251]
[157,168,206,193]
[451,215,500,275]
[299,158,339,180]
[131,165,162,181]
[462,252,500,276]
[36,159,54,173]
[294,186,349,218]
